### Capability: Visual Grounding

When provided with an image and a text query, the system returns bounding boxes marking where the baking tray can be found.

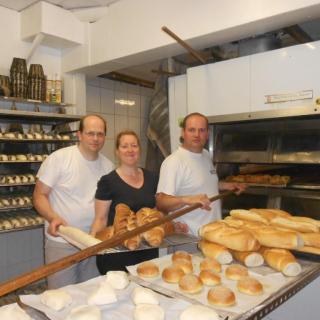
[291,250,320,262]
[221,181,287,188]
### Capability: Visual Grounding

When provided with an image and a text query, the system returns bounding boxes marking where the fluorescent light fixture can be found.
[115,99,135,106]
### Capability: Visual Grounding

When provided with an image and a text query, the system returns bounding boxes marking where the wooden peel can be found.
[0,191,232,297]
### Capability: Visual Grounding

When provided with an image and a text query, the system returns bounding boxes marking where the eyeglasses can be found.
[83,131,105,138]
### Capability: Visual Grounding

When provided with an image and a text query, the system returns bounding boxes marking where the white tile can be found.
[86,85,100,113]
[99,78,114,90]
[86,77,100,87]
[141,87,154,97]
[115,115,129,136]
[128,117,141,138]
[127,84,140,94]
[101,88,115,115]
[128,93,141,117]
[0,234,7,267]
[100,114,114,140]
[139,139,148,167]
[114,81,127,93]
[141,118,149,140]
[140,96,151,118]
[114,91,128,116]
[101,139,115,164]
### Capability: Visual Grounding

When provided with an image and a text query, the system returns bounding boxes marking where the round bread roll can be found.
[137,261,159,278]
[180,305,219,320]
[9,155,16,161]
[16,154,27,161]
[133,304,164,320]
[25,133,34,139]
[199,270,221,286]
[162,265,185,283]
[172,250,192,263]
[200,257,221,273]
[66,305,101,320]
[0,154,8,161]
[27,154,35,161]
[131,287,159,305]
[173,258,193,274]
[179,274,203,294]
[105,271,129,289]
[41,289,72,311]
[2,199,10,206]
[225,264,248,280]
[237,276,263,295]
[207,286,236,307]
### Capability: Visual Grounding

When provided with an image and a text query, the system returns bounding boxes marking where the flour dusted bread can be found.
[131,287,159,305]
[105,270,129,289]
[237,276,263,295]
[230,209,270,224]
[137,261,159,278]
[114,203,141,250]
[133,304,164,320]
[180,305,219,320]
[136,208,165,247]
[225,264,248,280]
[231,250,264,267]
[87,281,117,305]
[200,257,221,273]
[200,221,260,252]
[41,288,72,311]
[198,240,233,264]
[179,274,203,294]
[207,286,236,307]
[261,247,302,276]
[0,304,32,320]
[162,265,185,283]
[66,305,101,320]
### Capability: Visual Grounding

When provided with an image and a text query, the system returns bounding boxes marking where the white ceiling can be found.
[0,0,118,11]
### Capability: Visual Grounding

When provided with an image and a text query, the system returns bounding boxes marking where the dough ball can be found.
[131,287,159,305]
[0,304,32,320]
[180,305,219,320]
[66,305,101,320]
[105,271,129,289]
[133,304,164,320]
[40,289,72,311]
[87,281,117,305]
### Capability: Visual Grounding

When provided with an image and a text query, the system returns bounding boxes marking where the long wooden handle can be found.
[0,191,232,297]
[161,26,206,64]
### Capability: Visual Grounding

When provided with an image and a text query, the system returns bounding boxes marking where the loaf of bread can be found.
[136,208,165,247]
[225,264,248,280]
[207,286,236,307]
[113,203,141,250]
[178,274,203,294]
[237,276,263,295]
[299,232,320,248]
[261,247,302,276]
[198,240,233,264]
[162,265,185,283]
[95,226,114,241]
[200,222,260,252]
[199,270,221,286]
[245,225,303,249]
[231,250,264,267]
[230,209,269,224]
[289,216,320,228]
[270,216,319,233]
[173,258,193,274]
[295,245,320,255]
[200,257,221,273]
[137,261,159,278]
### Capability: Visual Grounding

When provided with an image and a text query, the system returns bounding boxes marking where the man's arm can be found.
[156,192,211,213]
[90,199,111,236]
[33,180,67,236]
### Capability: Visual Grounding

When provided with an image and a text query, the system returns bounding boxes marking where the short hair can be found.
[79,114,107,134]
[115,130,140,149]
[180,112,209,129]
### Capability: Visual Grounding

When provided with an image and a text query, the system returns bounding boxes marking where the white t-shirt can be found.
[37,145,114,242]
[157,146,221,236]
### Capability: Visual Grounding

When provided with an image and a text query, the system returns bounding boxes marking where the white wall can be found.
[86,77,154,166]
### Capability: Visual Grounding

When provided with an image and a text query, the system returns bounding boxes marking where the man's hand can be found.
[173,221,189,234]
[219,181,246,195]
[182,194,211,210]
[48,216,67,236]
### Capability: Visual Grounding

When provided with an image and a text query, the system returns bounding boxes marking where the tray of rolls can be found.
[0,196,33,211]
[0,174,36,186]
[0,131,73,141]
[0,153,48,162]
[0,210,44,231]
[224,174,290,187]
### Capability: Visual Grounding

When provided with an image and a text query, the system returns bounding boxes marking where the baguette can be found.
[246,225,303,249]
[198,240,233,264]
[270,216,319,233]
[113,203,141,250]
[299,233,320,248]
[200,223,260,252]
[230,250,264,267]
[230,209,269,224]
[136,207,165,247]
[295,246,320,255]
[261,247,301,276]
[289,216,320,228]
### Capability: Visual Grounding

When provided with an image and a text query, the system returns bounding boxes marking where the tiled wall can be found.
[86,77,154,166]
[0,228,44,283]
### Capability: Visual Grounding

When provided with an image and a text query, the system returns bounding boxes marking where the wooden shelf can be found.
[0,96,72,107]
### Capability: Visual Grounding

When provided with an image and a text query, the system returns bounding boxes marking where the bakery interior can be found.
[1,0,320,319]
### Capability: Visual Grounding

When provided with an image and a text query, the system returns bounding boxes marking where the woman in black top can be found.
[91,130,159,274]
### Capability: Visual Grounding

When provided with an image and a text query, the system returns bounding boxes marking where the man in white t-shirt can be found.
[156,112,244,236]
[33,115,114,288]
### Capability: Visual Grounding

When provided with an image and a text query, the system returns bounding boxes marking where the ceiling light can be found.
[115,99,135,106]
